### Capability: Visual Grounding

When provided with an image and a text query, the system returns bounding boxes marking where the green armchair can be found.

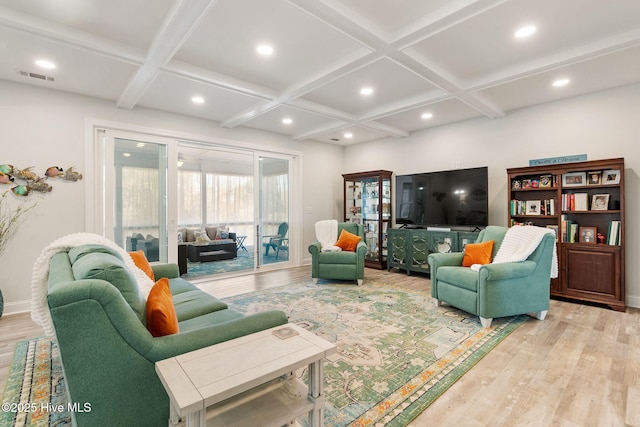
[428,225,555,328]
[308,222,367,285]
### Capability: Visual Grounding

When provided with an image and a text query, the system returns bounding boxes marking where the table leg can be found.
[185,410,205,427]
[307,360,324,427]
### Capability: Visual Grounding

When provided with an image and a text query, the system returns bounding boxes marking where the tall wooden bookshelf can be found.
[507,158,625,311]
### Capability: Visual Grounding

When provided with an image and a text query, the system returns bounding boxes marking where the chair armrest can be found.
[355,240,367,256]
[308,241,321,256]
[428,252,464,269]
[151,263,180,279]
[478,261,537,281]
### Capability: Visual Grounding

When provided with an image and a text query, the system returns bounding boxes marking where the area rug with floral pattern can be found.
[224,280,527,427]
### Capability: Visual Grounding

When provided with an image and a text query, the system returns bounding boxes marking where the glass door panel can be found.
[178,144,255,276]
[258,156,290,267]
[113,137,168,262]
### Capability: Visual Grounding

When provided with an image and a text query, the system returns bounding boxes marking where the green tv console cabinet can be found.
[387,228,480,276]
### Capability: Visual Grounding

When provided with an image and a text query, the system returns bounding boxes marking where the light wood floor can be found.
[1,266,639,426]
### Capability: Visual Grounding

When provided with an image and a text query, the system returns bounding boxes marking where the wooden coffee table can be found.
[155,323,336,427]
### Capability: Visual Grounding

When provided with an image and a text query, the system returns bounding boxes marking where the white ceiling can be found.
[1,0,639,146]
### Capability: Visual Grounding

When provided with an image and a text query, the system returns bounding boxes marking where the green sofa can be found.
[47,244,288,426]
[308,222,367,285]
[428,226,555,328]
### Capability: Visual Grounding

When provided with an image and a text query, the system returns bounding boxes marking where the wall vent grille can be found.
[18,70,55,82]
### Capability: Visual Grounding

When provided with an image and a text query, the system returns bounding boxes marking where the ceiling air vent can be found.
[18,70,55,82]
[331,138,340,142]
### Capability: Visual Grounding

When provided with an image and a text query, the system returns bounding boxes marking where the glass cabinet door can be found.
[343,170,393,269]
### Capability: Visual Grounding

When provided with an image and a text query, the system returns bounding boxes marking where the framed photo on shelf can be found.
[539,175,552,188]
[602,169,621,185]
[562,172,586,187]
[587,171,602,185]
[522,179,531,189]
[591,194,610,210]
[525,200,541,215]
[511,180,521,190]
[579,226,597,244]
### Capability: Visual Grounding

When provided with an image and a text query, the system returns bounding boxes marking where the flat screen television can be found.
[395,166,488,229]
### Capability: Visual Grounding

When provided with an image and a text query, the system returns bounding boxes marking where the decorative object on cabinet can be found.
[602,169,621,184]
[591,194,609,210]
[579,227,597,244]
[507,157,625,311]
[343,170,392,270]
[562,172,586,187]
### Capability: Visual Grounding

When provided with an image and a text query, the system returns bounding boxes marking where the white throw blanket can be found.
[485,225,558,278]
[315,219,341,252]
[31,232,155,337]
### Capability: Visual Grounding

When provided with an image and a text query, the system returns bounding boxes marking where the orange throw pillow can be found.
[462,240,494,267]
[146,278,179,337]
[129,250,154,281]
[335,229,362,252]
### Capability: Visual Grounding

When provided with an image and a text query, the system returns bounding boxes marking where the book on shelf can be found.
[560,215,578,243]
[510,199,555,216]
[607,220,621,245]
[574,193,588,211]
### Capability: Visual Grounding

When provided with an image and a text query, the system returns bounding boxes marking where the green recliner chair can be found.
[428,225,555,328]
[308,222,367,286]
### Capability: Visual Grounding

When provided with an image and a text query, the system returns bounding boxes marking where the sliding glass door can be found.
[257,155,290,267]
[96,130,177,263]
[91,126,298,278]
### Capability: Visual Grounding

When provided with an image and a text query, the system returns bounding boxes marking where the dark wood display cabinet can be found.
[343,170,392,270]
[507,158,625,311]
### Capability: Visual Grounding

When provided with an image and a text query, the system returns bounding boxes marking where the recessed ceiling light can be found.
[136,142,146,148]
[360,87,374,96]
[191,96,205,104]
[282,117,293,125]
[552,78,570,87]
[123,153,131,157]
[35,59,56,69]
[344,132,353,139]
[421,112,434,120]
[256,44,274,56]
[514,25,537,39]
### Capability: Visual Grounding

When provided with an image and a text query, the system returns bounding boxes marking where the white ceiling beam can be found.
[117,0,219,109]
[467,27,640,92]
[0,6,144,65]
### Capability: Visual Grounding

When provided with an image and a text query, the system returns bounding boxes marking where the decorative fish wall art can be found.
[0,164,83,196]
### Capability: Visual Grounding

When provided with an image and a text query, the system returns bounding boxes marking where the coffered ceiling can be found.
[1,0,639,145]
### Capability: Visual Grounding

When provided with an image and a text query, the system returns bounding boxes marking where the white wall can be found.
[0,80,345,314]
[345,82,640,308]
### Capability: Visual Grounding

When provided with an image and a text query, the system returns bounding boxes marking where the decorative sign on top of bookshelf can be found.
[529,154,587,166]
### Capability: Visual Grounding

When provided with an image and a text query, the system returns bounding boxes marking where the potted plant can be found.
[0,191,36,317]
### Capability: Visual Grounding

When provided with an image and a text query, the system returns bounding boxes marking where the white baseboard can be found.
[1,299,31,316]
[626,294,640,309]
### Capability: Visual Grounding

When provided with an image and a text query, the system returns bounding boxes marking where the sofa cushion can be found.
[318,250,359,264]
[69,244,123,264]
[71,252,146,321]
[129,250,155,280]
[178,308,245,333]
[436,266,479,292]
[146,278,179,337]
[172,288,228,321]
